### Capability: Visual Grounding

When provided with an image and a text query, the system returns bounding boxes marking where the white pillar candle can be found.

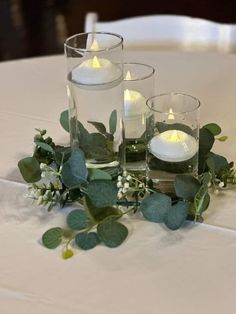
[124,89,147,118]
[72,56,122,85]
[149,130,198,162]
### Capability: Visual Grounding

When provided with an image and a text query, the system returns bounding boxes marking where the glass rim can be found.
[146,92,201,114]
[64,32,124,52]
[123,62,156,81]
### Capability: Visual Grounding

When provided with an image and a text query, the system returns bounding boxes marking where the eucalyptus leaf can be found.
[88,169,112,181]
[66,209,88,230]
[97,220,128,248]
[140,193,172,223]
[109,110,117,135]
[165,201,189,230]
[87,180,117,208]
[84,197,121,222]
[203,123,221,136]
[198,152,207,175]
[61,149,88,188]
[60,110,70,132]
[217,136,228,142]
[206,156,215,179]
[18,156,41,183]
[175,174,201,201]
[207,153,230,175]
[62,249,74,259]
[201,172,211,186]
[195,192,210,215]
[199,127,215,156]
[42,227,64,249]
[68,188,84,201]
[90,133,107,148]
[77,121,91,144]
[88,121,106,134]
[75,232,100,250]
[86,133,110,160]
[54,146,71,165]
[35,141,54,153]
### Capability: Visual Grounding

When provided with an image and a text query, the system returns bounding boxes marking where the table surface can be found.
[0,50,236,313]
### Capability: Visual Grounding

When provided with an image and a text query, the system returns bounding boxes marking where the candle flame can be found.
[168,130,181,142]
[124,89,132,100]
[168,108,175,120]
[90,39,99,51]
[92,56,101,68]
[125,70,132,80]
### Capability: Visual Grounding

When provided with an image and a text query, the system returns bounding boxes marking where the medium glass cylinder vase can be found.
[64,32,124,176]
[123,62,155,173]
[146,92,200,188]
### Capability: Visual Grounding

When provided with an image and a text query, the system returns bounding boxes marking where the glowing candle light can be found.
[124,71,147,118]
[168,108,175,120]
[149,108,198,162]
[71,39,122,86]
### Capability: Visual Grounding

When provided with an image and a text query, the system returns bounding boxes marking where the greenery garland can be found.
[18,110,236,259]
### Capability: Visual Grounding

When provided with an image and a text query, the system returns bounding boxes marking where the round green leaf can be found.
[18,156,42,183]
[217,136,228,142]
[66,209,88,230]
[84,197,121,222]
[87,180,117,208]
[42,227,64,249]
[199,127,215,156]
[109,110,117,135]
[97,220,128,248]
[140,193,172,223]
[175,175,201,201]
[203,123,221,136]
[54,146,71,165]
[35,141,54,153]
[75,232,100,250]
[165,201,189,230]
[60,110,69,132]
[207,153,230,175]
[88,121,106,134]
[62,249,74,259]
[88,169,112,181]
[61,149,88,188]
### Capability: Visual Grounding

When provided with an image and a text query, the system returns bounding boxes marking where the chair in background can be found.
[84,12,236,53]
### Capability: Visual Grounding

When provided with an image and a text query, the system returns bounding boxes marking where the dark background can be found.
[1,0,236,61]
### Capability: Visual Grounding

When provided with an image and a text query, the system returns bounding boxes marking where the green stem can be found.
[65,224,95,249]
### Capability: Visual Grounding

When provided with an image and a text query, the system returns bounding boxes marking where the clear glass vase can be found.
[64,32,124,177]
[146,92,200,189]
[123,62,155,174]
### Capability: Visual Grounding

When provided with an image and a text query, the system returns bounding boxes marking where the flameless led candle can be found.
[123,71,147,118]
[148,129,198,162]
[72,39,122,85]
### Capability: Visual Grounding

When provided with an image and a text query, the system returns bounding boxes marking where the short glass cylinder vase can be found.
[123,62,155,173]
[64,32,124,177]
[146,93,200,189]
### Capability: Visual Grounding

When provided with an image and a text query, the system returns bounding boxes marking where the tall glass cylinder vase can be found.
[146,92,200,190]
[64,32,124,177]
[123,63,155,173]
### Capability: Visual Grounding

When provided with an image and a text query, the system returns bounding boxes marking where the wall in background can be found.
[1,0,236,61]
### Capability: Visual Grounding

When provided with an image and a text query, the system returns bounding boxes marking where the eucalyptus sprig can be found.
[17,111,236,258]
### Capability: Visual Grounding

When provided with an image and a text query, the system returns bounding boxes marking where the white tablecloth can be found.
[1,179,236,314]
[0,51,236,313]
